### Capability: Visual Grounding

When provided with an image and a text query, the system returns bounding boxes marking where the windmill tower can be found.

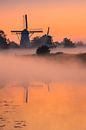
[11,14,43,48]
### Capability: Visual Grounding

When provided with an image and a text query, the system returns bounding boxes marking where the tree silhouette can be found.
[36,45,50,55]
[76,41,85,47]
[8,41,19,48]
[62,38,75,48]
[0,30,8,49]
[31,36,41,47]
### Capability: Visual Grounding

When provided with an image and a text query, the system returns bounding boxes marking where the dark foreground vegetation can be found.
[36,45,50,55]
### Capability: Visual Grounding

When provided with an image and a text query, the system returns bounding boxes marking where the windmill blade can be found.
[29,28,43,33]
[25,14,28,30]
[23,15,25,29]
[29,30,43,33]
[47,27,50,35]
[11,30,22,34]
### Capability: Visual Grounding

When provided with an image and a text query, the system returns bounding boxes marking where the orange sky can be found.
[0,1,86,43]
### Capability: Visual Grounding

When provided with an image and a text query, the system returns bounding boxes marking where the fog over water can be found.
[0,49,86,130]
[0,48,86,87]
[0,46,86,55]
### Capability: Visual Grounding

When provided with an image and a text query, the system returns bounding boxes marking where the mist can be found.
[0,50,86,130]
[0,50,86,89]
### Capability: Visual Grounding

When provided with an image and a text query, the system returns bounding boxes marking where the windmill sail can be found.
[47,27,50,35]
[25,14,28,30]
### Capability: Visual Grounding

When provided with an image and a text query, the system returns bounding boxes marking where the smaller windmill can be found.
[39,27,53,47]
[11,14,43,48]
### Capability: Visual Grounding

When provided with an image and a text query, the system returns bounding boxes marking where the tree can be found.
[76,41,85,47]
[31,36,41,47]
[36,45,50,55]
[8,41,19,48]
[62,38,75,48]
[0,30,8,49]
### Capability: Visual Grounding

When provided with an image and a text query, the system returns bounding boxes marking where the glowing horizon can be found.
[0,0,86,43]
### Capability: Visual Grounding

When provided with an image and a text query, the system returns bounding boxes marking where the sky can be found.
[0,0,86,43]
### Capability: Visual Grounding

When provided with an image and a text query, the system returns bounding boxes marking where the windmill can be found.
[11,14,43,48]
[41,27,52,46]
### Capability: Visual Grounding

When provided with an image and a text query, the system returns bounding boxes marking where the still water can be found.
[0,83,86,130]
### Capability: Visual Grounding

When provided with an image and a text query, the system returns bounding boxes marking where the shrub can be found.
[36,45,50,55]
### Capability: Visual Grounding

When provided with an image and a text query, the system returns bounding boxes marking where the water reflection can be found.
[0,83,86,130]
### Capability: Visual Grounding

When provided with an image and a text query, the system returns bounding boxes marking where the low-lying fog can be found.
[0,46,86,55]
[0,49,86,130]
[0,49,86,88]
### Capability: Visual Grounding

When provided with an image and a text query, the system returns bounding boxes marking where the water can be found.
[0,48,86,130]
[0,83,86,130]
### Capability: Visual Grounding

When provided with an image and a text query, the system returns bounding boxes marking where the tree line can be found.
[0,30,85,49]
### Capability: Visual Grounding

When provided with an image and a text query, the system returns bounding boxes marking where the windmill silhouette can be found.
[11,14,43,48]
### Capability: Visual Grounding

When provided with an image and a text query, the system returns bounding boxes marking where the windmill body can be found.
[20,29,30,48]
[11,14,43,48]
